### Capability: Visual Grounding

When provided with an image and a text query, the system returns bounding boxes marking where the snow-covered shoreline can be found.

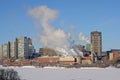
[0,65,117,70]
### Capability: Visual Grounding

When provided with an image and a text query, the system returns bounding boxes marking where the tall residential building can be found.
[2,42,10,58]
[16,37,34,59]
[0,36,34,59]
[16,37,29,59]
[10,42,16,58]
[28,38,35,57]
[91,31,102,56]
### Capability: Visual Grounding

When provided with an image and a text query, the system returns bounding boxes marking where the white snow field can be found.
[1,66,120,80]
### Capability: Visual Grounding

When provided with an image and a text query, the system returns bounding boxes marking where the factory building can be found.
[107,49,120,61]
[82,57,92,64]
[59,56,75,64]
[91,31,102,56]
[37,56,59,63]
[39,47,57,56]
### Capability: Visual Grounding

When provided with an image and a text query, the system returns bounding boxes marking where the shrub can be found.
[0,69,21,80]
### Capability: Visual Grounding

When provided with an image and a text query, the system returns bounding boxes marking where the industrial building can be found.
[59,56,75,64]
[109,52,114,61]
[37,56,59,63]
[82,57,92,64]
[39,47,57,56]
[108,49,120,61]
[91,31,102,56]
[77,44,85,51]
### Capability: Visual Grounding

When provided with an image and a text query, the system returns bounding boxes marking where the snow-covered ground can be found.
[0,66,120,80]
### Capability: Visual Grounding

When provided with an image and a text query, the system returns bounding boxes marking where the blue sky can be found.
[0,0,120,51]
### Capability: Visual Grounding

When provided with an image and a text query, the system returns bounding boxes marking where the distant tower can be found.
[91,31,102,56]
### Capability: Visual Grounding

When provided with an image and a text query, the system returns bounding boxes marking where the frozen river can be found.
[1,66,120,80]
[14,66,120,80]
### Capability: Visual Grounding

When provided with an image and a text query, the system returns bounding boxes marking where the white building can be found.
[2,43,8,58]
[0,37,35,59]
[16,37,34,59]
[10,42,16,58]
[16,37,29,59]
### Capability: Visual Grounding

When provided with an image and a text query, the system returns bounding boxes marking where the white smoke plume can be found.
[69,24,75,30]
[29,5,71,55]
[78,32,90,44]
[29,5,84,57]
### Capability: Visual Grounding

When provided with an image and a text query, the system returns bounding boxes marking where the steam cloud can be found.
[29,5,71,55]
[29,5,88,57]
[78,32,90,44]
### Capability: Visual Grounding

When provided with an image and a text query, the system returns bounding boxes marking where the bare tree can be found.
[0,69,21,80]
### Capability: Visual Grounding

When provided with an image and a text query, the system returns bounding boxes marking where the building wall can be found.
[39,48,57,56]
[82,57,92,64]
[59,56,75,65]
[0,47,2,58]
[59,56,74,61]
[0,37,33,59]
[82,59,92,64]
[10,42,16,58]
[28,44,35,57]
[91,31,102,56]
[109,51,119,61]
[28,38,35,58]
[74,57,82,63]
[38,56,59,63]
[17,37,29,59]
[2,43,8,58]
[109,53,114,61]
[113,51,119,59]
